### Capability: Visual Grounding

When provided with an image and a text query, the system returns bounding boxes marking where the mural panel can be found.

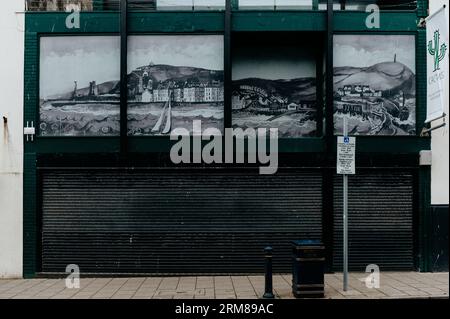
[39,36,120,136]
[334,35,416,136]
[127,35,224,136]
[232,43,317,138]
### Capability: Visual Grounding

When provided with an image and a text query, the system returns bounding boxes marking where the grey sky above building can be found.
[128,35,224,71]
[40,36,120,98]
[40,35,223,99]
[334,35,416,71]
[232,46,316,80]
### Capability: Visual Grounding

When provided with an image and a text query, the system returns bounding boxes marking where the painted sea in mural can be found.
[40,103,120,136]
[39,80,121,136]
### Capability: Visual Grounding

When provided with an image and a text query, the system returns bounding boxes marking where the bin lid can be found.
[291,240,323,246]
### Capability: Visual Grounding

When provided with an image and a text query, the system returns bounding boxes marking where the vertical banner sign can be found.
[426,6,449,123]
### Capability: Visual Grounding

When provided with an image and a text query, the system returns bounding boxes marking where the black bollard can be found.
[263,246,275,299]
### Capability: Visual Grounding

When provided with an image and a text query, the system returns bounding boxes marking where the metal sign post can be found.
[337,117,356,292]
[343,117,349,292]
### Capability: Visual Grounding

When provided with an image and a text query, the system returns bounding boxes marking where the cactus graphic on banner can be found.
[425,5,448,123]
[428,30,448,72]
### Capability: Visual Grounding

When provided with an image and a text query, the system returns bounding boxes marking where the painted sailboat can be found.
[151,91,172,134]
[151,101,167,133]
[161,97,172,134]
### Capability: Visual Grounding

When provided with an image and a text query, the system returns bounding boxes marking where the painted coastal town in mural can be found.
[127,64,224,136]
[39,35,224,136]
[333,35,416,136]
[232,44,317,138]
[232,78,317,138]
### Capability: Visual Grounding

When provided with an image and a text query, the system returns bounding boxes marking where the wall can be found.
[429,0,449,206]
[0,1,24,278]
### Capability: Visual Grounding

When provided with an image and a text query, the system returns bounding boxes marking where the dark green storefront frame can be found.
[23,1,432,277]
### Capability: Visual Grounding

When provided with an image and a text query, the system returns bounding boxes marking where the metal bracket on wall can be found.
[420,113,447,137]
[24,121,35,142]
[417,18,426,28]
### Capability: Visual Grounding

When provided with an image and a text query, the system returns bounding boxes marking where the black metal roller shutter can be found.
[41,168,322,274]
[333,170,414,271]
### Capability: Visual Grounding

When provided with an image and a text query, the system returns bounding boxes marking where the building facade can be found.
[0,0,447,278]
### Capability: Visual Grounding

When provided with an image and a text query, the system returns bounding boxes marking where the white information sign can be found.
[337,136,356,175]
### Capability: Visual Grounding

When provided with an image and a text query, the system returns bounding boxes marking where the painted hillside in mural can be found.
[333,35,416,136]
[127,63,224,136]
[334,61,416,136]
[232,77,317,138]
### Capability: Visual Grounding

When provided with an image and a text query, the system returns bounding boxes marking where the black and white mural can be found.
[127,35,224,136]
[334,35,416,136]
[39,35,224,137]
[39,36,120,136]
[232,44,317,138]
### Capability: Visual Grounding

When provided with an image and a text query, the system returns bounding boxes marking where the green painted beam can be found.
[36,138,120,154]
[34,137,325,154]
[332,137,430,154]
[25,12,119,33]
[25,11,419,33]
[25,11,225,33]
[33,137,431,155]
[334,11,418,32]
[232,11,326,31]
[128,12,224,33]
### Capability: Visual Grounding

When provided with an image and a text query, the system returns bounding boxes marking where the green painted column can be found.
[23,30,39,278]
[92,0,104,11]
[312,0,319,10]
[416,25,432,272]
[417,0,428,18]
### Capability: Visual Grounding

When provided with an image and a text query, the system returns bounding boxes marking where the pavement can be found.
[0,272,447,299]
